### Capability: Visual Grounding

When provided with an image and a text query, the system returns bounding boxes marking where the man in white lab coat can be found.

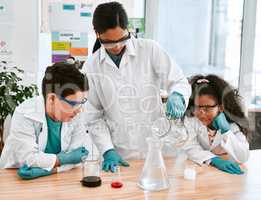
[82,2,191,172]
[0,62,89,179]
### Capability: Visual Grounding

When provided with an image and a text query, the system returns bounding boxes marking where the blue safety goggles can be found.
[60,96,87,108]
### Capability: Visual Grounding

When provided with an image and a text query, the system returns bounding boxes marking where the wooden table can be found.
[1,150,261,200]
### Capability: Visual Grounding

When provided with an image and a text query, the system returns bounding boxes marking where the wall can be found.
[12,0,40,85]
[156,0,212,69]
[0,0,52,87]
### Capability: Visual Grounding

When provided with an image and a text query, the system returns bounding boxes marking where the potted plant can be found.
[0,61,38,153]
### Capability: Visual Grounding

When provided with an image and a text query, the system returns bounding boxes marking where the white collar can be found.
[22,96,46,123]
[99,37,136,62]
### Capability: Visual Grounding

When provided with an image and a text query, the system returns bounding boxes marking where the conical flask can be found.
[138,137,169,191]
[152,89,189,148]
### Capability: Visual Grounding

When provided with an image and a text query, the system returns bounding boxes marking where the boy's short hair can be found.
[42,62,89,98]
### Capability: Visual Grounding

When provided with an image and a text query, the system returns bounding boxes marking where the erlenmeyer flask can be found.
[164,119,189,148]
[152,89,189,148]
[138,137,169,191]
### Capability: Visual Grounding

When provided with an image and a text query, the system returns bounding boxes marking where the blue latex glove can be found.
[102,149,129,172]
[17,165,52,180]
[212,112,230,134]
[57,147,88,165]
[210,157,244,175]
[166,92,186,119]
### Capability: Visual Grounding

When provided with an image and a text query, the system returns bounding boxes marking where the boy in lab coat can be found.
[0,62,89,179]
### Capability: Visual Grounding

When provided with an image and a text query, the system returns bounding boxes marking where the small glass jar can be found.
[81,156,102,187]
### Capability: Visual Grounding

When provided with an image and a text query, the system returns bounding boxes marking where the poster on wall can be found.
[49,2,92,63]
[51,31,88,63]
[49,2,93,32]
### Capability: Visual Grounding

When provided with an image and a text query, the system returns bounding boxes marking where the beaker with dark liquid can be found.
[81,156,102,187]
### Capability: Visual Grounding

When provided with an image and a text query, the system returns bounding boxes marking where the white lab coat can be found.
[0,96,88,172]
[82,37,191,159]
[181,117,249,165]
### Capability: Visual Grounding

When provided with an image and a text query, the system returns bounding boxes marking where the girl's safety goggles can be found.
[193,104,218,113]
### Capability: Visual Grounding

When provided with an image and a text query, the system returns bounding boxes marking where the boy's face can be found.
[46,91,87,122]
[193,95,222,126]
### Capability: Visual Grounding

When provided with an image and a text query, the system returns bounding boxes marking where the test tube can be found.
[111,166,123,188]
[183,163,197,180]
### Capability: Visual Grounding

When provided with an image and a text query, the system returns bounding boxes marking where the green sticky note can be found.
[63,4,75,11]
[80,12,91,17]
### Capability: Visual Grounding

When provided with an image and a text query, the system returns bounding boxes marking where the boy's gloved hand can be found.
[17,165,52,180]
[212,112,230,134]
[210,157,244,174]
[57,147,88,165]
[102,149,129,172]
[166,92,186,119]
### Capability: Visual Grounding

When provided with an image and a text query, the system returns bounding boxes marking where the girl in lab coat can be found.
[184,74,250,174]
[0,62,89,179]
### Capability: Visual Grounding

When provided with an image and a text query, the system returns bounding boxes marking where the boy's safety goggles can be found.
[60,96,87,109]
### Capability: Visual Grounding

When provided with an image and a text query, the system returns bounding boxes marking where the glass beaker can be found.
[81,156,102,187]
[153,89,189,148]
[111,166,123,188]
[152,117,189,148]
[138,137,169,191]
[165,119,189,148]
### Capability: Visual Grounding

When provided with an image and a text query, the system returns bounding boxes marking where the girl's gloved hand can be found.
[57,147,88,165]
[210,157,244,175]
[212,112,230,134]
[17,165,52,180]
[102,149,129,172]
[166,92,186,119]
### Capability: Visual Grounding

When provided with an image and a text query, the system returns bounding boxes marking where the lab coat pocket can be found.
[117,83,139,115]
[106,119,128,147]
[109,117,139,150]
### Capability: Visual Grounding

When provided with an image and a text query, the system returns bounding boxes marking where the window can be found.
[149,0,244,88]
[253,0,261,101]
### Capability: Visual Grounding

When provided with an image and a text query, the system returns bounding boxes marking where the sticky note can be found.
[51,32,60,41]
[63,4,75,11]
[80,12,91,17]
[70,48,88,56]
[52,42,70,51]
[52,55,70,63]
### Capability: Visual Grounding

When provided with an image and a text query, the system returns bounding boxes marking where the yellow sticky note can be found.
[52,42,70,51]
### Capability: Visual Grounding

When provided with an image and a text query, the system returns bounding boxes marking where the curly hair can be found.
[186,74,250,140]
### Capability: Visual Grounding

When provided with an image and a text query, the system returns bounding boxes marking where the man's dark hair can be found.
[42,62,89,99]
